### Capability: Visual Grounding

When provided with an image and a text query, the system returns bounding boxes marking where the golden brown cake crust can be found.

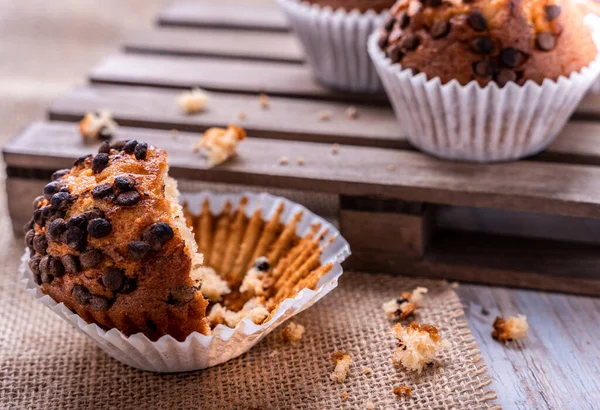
[378,0,597,86]
[305,0,395,13]
[25,141,209,341]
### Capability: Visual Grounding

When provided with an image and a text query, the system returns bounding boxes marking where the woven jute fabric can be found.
[0,233,498,410]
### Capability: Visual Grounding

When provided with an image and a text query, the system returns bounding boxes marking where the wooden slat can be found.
[124,27,304,63]
[48,85,405,149]
[157,2,289,32]
[89,53,388,103]
[9,121,600,219]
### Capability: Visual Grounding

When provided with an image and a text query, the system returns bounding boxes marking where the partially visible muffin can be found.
[305,0,395,12]
[24,141,210,341]
[378,0,598,86]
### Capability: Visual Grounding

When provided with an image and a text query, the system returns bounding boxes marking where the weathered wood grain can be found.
[157,2,289,31]
[9,122,600,220]
[88,53,389,103]
[124,27,304,63]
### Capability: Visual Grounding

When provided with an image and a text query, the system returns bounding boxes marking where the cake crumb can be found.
[492,315,528,342]
[387,164,397,171]
[281,322,305,343]
[278,156,289,165]
[177,88,208,114]
[191,266,231,301]
[169,129,178,140]
[393,385,412,398]
[318,110,332,121]
[331,143,340,154]
[208,297,269,328]
[193,124,246,166]
[330,351,352,383]
[345,106,358,119]
[382,287,428,320]
[340,392,349,402]
[78,110,118,144]
[391,322,449,373]
[365,399,375,410]
[238,111,247,121]
[296,156,305,165]
[259,93,269,109]
[362,366,372,375]
[450,282,459,289]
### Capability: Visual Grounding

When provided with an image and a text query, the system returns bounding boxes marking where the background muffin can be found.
[378,0,597,86]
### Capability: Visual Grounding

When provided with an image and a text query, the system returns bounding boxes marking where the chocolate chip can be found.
[33,234,48,255]
[32,196,46,210]
[115,191,140,207]
[41,273,54,284]
[92,153,110,174]
[254,259,270,272]
[33,208,45,226]
[545,5,560,21]
[74,154,92,167]
[25,229,35,250]
[467,10,487,32]
[536,32,556,51]
[495,69,517,87]
[88,218,112,238]
[471,36,493,54]
[384,15,396,31]
[119,278,137,294]
[425,0,441,6]
[114,176,135,192]
[61,254,80,274]
[98,126,114,142]
[51,169,70,181]
[43,181,62,200]
[399,12,410,29]
[134,142,148,160]
[66,226,86,251]
[430,20,450,39]
[72,285,91,305]
[142,222,174,251]
[400,34,420,51]
[102,267,125,291]
[387,45,403,63]
[47,218,67,242]
[111,140,128,150]
[378,32,388,49]
[98,140,111,154]
[167,286,196,306]
[84,209,105,221]
[473,60,491,77]
[29,255,41,274]
[43,256,64,277]
[89,295,110,311]
[500,47,522,68]
[128,241,151,260]
[33,274,42,286]
[68,214,88,230]
[92,183,114,199]
[123,139,138,154]
[80,249,103,268]
[51,192,71,211]
[38,256,50,274]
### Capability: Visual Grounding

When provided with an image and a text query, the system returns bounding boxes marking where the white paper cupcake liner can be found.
[368,22,600,162]
[20,191,351,373]
[278,0,385,93]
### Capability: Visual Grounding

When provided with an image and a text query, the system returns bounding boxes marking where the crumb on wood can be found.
[169,129,178,140]
[259,93,269,109]
[279,156,289,165]
[281,322,305,343]
[340,392,349,403]
[450,282,459,289]
[391,322,450,373]
[330,351,352,383]
[362,367,372,375]
[177,88,208,114]
[387,164,397,171]
[345,105,358,119]
[296,156,305,166]
[318,110,332,121]
[78,110,118,144]
[331,143,340,154]
[238,111,247,121]
[193,124,246,166]
[492,315,528,343]
[393,385,412,398]
[481,307,490,316]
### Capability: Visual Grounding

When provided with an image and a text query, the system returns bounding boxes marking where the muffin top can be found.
[377,0,598,86]
[24,140,209,341]
[305,0,396,13]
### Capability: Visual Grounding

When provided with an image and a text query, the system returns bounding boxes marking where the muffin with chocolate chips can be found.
[24,140,210,341]
[368,0,600,161]
[278,0,393,92]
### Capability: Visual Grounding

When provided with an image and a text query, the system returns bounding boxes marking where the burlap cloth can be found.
[0,233,498,409]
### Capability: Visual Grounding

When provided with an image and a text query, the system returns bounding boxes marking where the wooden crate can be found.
[5,2,600,295]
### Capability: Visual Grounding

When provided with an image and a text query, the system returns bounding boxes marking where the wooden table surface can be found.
[0,1,598,409]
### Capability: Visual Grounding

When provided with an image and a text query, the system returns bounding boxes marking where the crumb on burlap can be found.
[330,352,352,383]
[340,392,349,402]
[331,143,340,154]
[279,156,289,166]
[281,322,305,343]
[177,88,208,114]
[193,124,246,166]
[318,110,332,121]
[345,105,358,119]
[296,156,304,166]
[259,93,269,109]
[365,399,375,410]
[393,385,412,398]
[363,367,372,375]
[492,315,528,343]
[391,322,450,373]
[382,287,428,320]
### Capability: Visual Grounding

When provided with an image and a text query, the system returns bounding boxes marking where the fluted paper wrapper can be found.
[20,192,351,373]
[368,25,600,162]
[278,0,385,93]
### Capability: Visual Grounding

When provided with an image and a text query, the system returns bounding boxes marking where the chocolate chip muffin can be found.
[24,140,210,341]
[377,0,598,86]
[305,0,395,12]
